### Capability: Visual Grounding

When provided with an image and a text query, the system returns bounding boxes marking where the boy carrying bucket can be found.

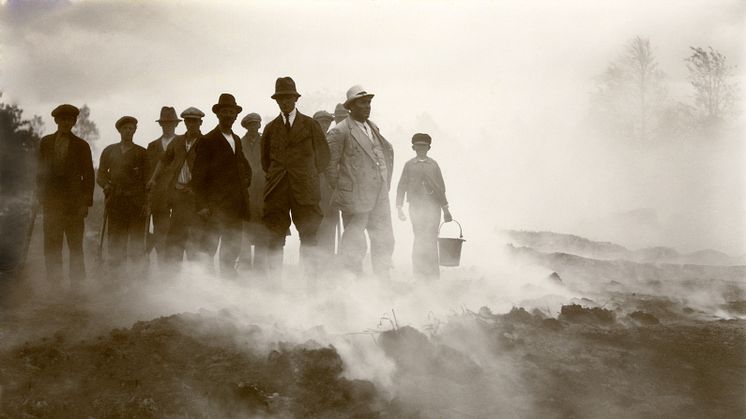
[396,133,453,280]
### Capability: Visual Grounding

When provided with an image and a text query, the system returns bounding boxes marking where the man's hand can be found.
[197,208,211,220]
[443,207,453,223]
[397,207,407,221]
[77,206,89,219]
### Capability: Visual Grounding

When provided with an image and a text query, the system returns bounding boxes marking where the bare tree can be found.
[591,36,668,142]
[72,104,100,145]
[685,46,738,125]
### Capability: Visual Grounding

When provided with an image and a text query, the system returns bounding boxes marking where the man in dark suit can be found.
[239,112,268,273]
[36,104,95,286]
[148,107,205,264]
[191,94,251,277]
[326,85,395,279]
[146,106,181,262]
[261,77,330,279]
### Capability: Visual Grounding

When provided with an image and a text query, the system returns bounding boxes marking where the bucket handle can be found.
[438,219,463,239]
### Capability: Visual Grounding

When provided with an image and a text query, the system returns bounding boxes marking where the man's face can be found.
[244,121,261,134]
[216,107,239,130]
[54,115,77,134]
[413,144,430,157]
[274,94,298,115]
[159,120,179,135]
[315,118,332,133]
[348,97,372,121]
[184,118,202,136]
[118,122,137,141]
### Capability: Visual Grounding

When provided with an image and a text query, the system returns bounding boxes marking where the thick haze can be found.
[1,0,744,255]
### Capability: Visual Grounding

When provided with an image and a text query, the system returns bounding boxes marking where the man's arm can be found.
[260,126,271,173]
[395,162,409,208]
[324,127,344,189]
[190,138,211,212]
[96,148,111,190]
[311,119,330,173]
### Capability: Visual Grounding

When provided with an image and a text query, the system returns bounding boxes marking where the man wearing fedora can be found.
[325,85,395,279]
[36,104,95,287]
[239,112,268,272]
[146,106,181,263]
[260,77,330,279]
[97,116,148,275]
[192,93,252,277]
[148,107,206,263]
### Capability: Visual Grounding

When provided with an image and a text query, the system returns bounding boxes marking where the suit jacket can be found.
[36,132,95,212]
[147,137,173,212]
[260,111,330,205]
[191,127,252,220]
[325,117,394,214]
[396,156,448,207]
[153,134,200,197]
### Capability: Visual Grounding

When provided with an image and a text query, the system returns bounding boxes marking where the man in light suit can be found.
[191,94,252,277]
[325,85,394,279]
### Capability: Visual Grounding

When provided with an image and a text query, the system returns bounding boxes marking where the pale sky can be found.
[1,0,744,254]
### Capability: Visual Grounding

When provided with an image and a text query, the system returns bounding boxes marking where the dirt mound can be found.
[559,304,616,325]
[0,313,387,418]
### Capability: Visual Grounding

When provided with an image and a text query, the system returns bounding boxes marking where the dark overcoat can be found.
[191,127,252,220]
[36,132,95,212]
[260,111,330,205]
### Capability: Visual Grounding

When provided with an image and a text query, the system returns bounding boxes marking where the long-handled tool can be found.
[96,206,108,265]
[18,192,39,271]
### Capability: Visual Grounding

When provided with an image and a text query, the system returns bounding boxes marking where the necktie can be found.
[284,113,291,131]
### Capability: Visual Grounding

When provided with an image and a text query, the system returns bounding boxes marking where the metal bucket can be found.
[438,220,465,267]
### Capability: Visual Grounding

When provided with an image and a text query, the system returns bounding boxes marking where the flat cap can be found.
[115,116,138,130]
[313,110,334,121]
[181,106,205,119]
[51,104,80,118]
[241,113,262,127]
[412,133,432,145]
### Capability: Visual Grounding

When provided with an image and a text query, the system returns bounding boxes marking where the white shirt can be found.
[353,119,374,141]
[160,135,175,151]
[222,131,236,153]
[281,108,297,127]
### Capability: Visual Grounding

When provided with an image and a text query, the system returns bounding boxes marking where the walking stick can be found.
[18,191,39,270]
[96,205,108,265]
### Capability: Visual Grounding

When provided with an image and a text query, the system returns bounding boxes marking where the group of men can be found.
[35,77,453,289]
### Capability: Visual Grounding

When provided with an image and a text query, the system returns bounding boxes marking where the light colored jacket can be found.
[325,117,394,213]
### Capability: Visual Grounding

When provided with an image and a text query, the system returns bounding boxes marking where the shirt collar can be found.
[281,108,297,123]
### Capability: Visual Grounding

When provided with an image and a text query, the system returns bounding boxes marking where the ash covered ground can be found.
[1,225,745,418]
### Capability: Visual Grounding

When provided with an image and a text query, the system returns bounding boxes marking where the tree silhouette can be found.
[685,46,738,125]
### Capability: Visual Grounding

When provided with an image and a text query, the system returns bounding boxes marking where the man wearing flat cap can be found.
[148,107,205,263]
[36,104,95,287]
[333,103,348,125]
[146,106,181,263]
[192,93,252,277]
[239,112,267,272]
[261,77,330,279]
[325,85,395,279]
[396,133,452,280]
[97,116,148,275]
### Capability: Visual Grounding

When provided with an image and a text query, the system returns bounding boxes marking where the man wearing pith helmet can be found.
[147,107,206,263]
[261,76,330,280]
[191,93,252,277]
[325,85,395,279]
[36,104,95,288]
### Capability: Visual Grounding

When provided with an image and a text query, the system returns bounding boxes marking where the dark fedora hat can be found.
[51,104,80,118]
[156,106,181,123]
[212,93,243,114]
[271,77,301,99]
